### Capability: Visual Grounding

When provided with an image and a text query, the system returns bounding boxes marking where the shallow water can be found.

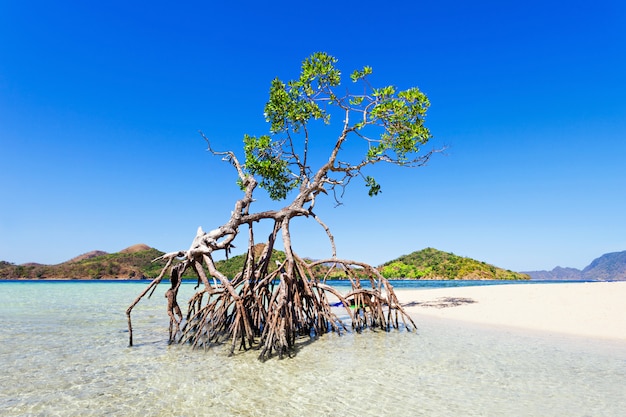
[1,281,624,416]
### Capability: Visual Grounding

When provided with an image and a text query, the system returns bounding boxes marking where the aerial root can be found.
[128,253,415,360]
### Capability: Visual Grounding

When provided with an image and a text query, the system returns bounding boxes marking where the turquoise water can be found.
[1,281,625,416]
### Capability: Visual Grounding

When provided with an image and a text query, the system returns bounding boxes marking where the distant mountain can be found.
[119,243,153,254]
[379,248,530,280]
[66,250,109,263]
[525,266,583,281]
[6,245,624,281]
[0,244,166,279]
[582,251,626,280]
[523,250,626,281]
[214,246,531,280]
[1,244,532,281]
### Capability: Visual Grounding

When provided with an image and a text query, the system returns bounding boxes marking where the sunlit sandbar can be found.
[396,281,626,341]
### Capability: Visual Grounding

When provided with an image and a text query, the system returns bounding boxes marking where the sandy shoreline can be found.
[394,282,626,341]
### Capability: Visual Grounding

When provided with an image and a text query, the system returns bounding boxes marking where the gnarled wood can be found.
[126,147,417,359]
[126,54,439,359]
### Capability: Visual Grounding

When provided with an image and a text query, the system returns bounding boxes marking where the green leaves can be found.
[369,85,432,161]
[263,74,327,134]
[366,143,385,160]
[372,85,397,98]
[264,78,292,133]
[243,134,296,200]
[253,52,345,199]
[263,52,341,134]
[241,52,434,202]
[299,52,341,89]
[350,65,372,82]
[349,96,364,106]
[364,176,381,197]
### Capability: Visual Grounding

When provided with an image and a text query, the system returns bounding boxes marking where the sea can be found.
[1,280,625,417]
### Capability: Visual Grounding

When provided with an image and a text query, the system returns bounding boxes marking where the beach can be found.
[396,281,626,341]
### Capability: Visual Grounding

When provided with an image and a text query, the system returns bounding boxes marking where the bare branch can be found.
[127,52,431,359]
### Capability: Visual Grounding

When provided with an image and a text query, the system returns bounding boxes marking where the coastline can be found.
[395,281,626,341]
[3,278,624,342]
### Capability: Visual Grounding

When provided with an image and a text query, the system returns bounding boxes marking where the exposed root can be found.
[128,247,416,361]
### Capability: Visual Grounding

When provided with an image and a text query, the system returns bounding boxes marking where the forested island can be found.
[379,248,529,280]
[0,244,528,280]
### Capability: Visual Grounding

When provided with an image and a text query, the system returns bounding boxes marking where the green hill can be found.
[212,244,353,280]
[0,244,167,279]
[379,248,530,280]
[0,243,291,280]
[1,245,530,281]
[212,244,286,279]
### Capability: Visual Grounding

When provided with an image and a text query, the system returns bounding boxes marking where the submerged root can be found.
[129,255,416,361]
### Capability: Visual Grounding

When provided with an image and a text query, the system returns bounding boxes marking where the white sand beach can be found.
[395,282,626,341]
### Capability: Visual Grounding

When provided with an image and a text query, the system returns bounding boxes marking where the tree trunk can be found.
[127,220,416,360]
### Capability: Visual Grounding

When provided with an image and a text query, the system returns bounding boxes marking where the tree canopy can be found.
[241,51,434,203]
[126,52,441,360]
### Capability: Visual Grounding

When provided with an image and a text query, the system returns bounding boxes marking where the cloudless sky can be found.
[1,0,625,271]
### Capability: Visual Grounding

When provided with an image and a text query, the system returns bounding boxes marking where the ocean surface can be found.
[1,280,625,416]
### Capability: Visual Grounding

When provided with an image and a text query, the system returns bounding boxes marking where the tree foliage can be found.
[244,51,434,201]
[127,52,442,360]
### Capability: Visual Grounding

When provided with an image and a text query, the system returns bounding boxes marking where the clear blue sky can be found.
[1,0,625,271]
